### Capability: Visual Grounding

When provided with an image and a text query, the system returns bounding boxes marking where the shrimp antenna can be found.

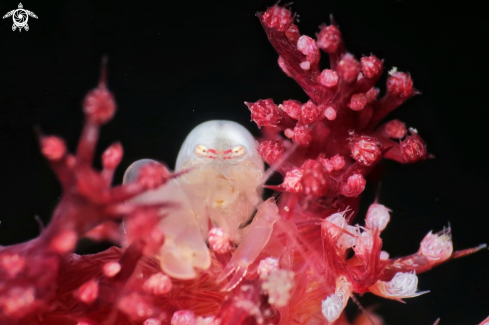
[349,294,377,325]
[374,182,382,204]
[98,55,108,89]
[258,141,299,188]
[249,140,299,213]
[34,215,45,233]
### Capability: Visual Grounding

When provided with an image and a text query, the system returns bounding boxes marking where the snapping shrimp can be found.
[124,120,273,282]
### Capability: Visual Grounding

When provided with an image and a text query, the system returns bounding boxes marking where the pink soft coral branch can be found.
[0,61,174,324]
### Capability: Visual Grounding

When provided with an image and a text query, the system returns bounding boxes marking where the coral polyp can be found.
[0,3,487,325]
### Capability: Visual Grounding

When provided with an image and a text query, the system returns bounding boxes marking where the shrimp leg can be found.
[123,159,210,279]
[217,198,280,291]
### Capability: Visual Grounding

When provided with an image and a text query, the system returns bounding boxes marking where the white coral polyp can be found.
[328,213,347,227]
[337,225,358,251]
[372,271,429,300]
[261,269,294,307]
[321,277,352,323]
[171,310,196,325]
[386,272,418,296]
[321,294,343,322]
[195,316,220,325]
[323,212,361,251]
[257,257,279,280]
[208,227,231,254]
[420,229,453,262]
[334,276,352,300]
[365,203,391,231]
[323,212,347,238]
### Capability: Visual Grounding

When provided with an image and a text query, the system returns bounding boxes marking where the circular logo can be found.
[13,10,28,27]
[3,3,38,32]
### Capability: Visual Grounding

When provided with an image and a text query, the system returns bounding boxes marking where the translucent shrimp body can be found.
[175,120,264,242]
[123,120,264,279]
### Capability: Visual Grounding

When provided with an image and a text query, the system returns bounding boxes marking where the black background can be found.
[0,0,488,324]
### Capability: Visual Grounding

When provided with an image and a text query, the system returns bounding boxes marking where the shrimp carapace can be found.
[175,120,264,242]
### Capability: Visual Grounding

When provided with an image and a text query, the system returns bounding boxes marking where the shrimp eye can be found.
[194,144,209,157]
[231,145,246,158]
